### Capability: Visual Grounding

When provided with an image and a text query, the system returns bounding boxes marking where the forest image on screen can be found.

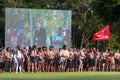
[5,8,71,50]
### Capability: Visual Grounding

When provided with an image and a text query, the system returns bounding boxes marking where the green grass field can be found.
[0,72,120,80]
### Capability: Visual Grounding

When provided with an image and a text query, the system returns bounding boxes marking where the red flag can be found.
[93,25,110,41]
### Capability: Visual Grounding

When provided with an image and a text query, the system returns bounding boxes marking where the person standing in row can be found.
[88,50,95,71]
[66,48,74,72]
[60,45,69,72]
[16,46,24,73]
[4,47,12,72]
[114,50,120,71]
[80,48,86,71]
[30,46,38,73]
[37,47,44,72]
[48,46,55,72]
[0,49,4,72]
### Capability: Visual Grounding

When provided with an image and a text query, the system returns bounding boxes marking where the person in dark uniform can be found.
[34,20,46,47]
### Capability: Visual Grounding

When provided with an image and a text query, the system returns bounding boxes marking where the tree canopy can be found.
[0,0,120,50]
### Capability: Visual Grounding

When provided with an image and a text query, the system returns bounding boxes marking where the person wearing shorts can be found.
[114,50,120,71]
[30,46,38,73]
[38,47,44,72]
[47,46,55,72]
[88,50,95,71]
[0,49,4,72]
[80,48,86,71]
[16,47,24,73]
[66,48,74,72]
[53,53,60,72]
[60,45,69,72]
[4,47,12,72]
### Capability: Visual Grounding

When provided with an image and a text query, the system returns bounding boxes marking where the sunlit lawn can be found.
[0,72,120,80]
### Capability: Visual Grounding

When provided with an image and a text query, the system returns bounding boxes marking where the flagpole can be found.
[97,40,99,49]
[93,24,110,49]
[29,9,33,46]
[108,24,110,49]
[109,40,110,49]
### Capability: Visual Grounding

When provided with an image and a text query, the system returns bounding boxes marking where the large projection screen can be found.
[5,8,71,50]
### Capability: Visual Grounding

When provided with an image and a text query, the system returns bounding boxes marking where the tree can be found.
[0,0,5,47]
[91,0,120,23]
[0,0,104,48]
[1,0,120,49]
[91,0,120,50]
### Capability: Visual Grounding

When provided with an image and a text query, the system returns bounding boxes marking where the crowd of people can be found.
[0,45,120,73]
